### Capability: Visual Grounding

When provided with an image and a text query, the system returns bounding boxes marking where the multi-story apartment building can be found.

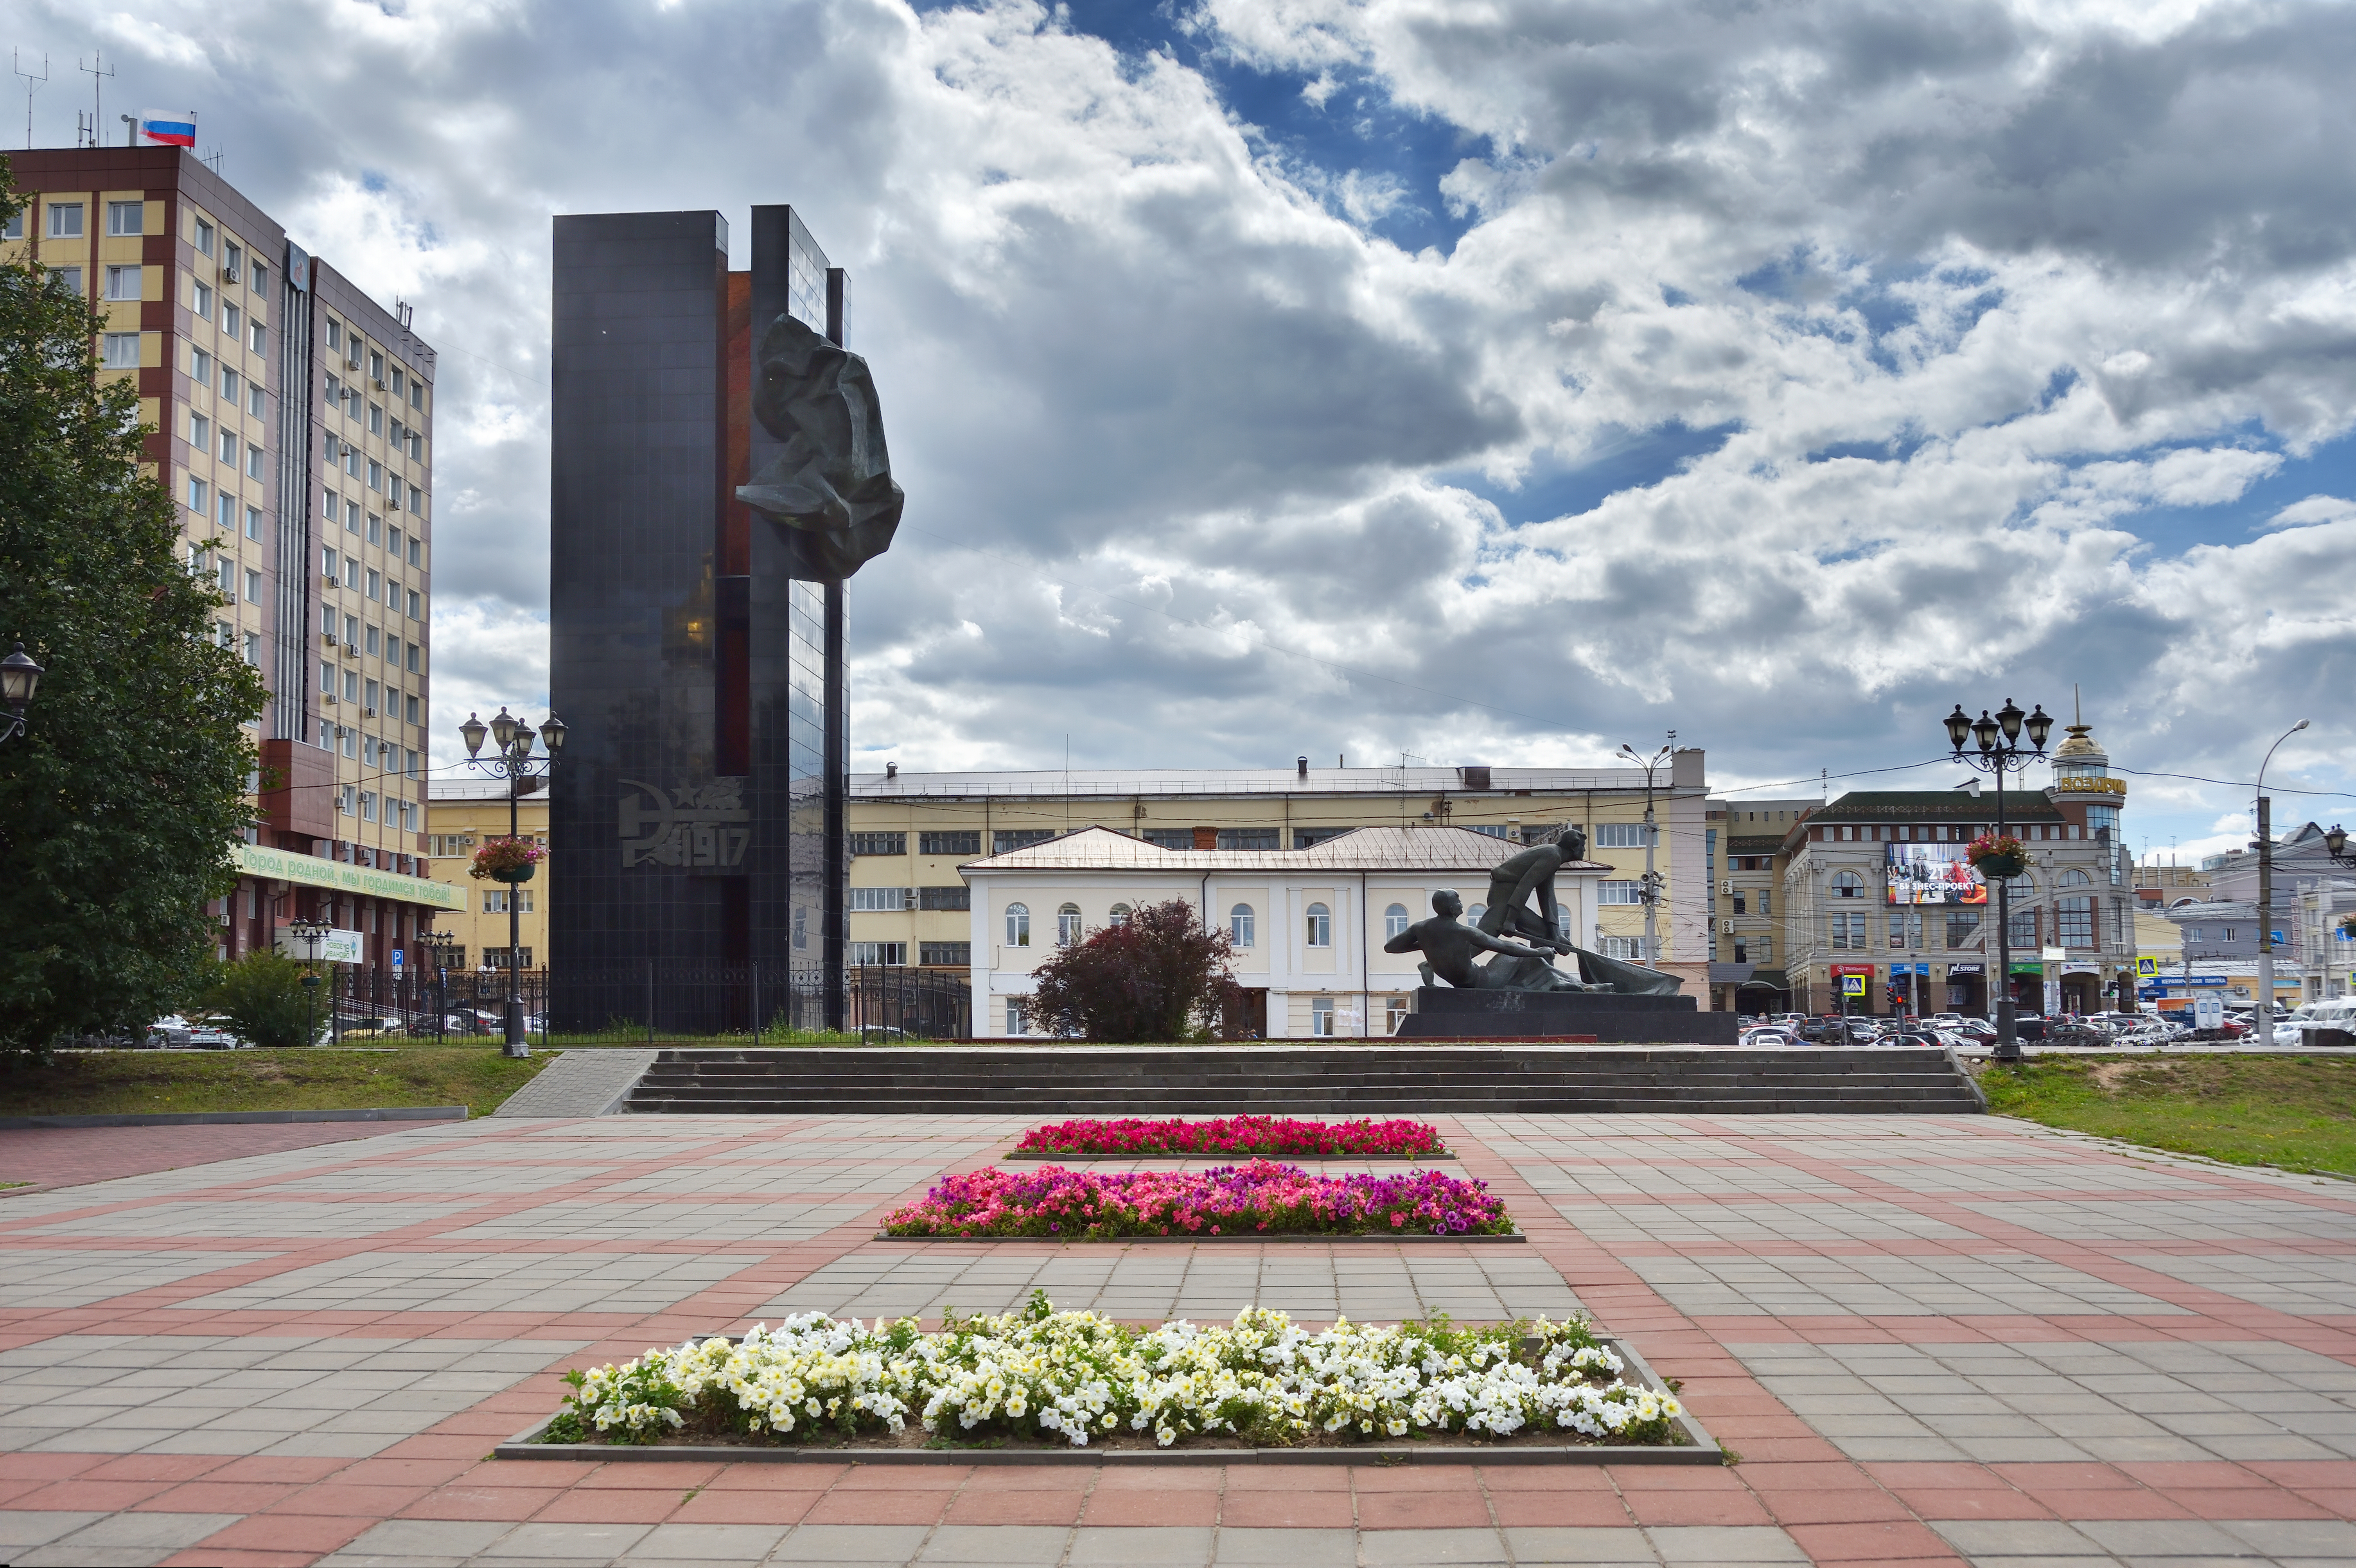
[6,148,458,969]
[846,755,1713,994]
[1704,797,1816,1013]
[425,780,550,971]
[1777,718,2136,1016]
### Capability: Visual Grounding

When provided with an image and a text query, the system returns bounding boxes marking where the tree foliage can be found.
[0,158,269,1051]
[1025,899,1245,1043]
[202,950,328,1050]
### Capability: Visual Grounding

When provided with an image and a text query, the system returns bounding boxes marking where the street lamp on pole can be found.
[1617,740,1674,970]
[0,641,45,744]
[289,916,329,1046]
[2255,719,2310,1045]
[1944,698,2054,1062]
[460,707,566,1057]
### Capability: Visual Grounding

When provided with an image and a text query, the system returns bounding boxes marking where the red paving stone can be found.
[0,1119,433,1190]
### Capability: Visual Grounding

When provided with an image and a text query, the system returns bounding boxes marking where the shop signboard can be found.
[1886,843,1986,906]
[276,926,363,964]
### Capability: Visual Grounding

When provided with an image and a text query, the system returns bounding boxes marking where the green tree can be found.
[1025,899,1245,1042]
[0,158,269,1052]
[203,950,328,1049]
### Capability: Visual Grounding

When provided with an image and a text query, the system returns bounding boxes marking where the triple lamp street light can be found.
[460,706,566,1058]
[1943,697,2055,1064]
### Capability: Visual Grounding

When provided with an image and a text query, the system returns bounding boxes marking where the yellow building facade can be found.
[426,780,549,972]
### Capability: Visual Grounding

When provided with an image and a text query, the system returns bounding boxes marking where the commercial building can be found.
[847,755,1712,995]
[1776,717,2137,1015]
[961,826,1609,1037]
[425,780,549,971]
[1704,797,1816,1013]
[6,148,458,966]
[548,208,856,1032]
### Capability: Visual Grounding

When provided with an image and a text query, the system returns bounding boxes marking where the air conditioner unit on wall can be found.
[1721,880,1733,895]
[1721,919,1735,935]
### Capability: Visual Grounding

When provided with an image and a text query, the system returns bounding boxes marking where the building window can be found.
[0,211,17,240]
[1109,903,1131,927]
[848,942,907,966]
[1006,999,1026,1036]
[1595,822,1649,849]
[848,831,906,856]
[101,333,141,369]
[102,264,140,300]
[2009,907,2039,948]
[1599,880,1641,905]
[1217,828,1280,850]
[1830,871,1866,899]
[920,941,971,967]
[1141,829,1194,850]
[1293,826,1354,849]
[848,886,908,912]
[359,791,376,822]
[246,505,263,540]
[47,201,82,238]
[337,785,355,815]
[1386,996,1410,1034]
[195,217,214,255]
[918,886,970,911]
[1830,912,1866,949]
[1600,935,1648,960]
[242,631,261,666]
[1945,910,1981,949]
[1305,902,1331,947]
[484,890,508,914]
[1311,996,1335,1037]
[1058,903,1083,945]
[1005,903,1030,947]
[994,828,1055,854]
[1230,904,1255,947]
[1385,902,1410,939]
[244,568,261,603]
[2058,896,2095,949]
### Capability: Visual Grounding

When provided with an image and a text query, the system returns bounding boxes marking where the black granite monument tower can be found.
[549,206,896,1032]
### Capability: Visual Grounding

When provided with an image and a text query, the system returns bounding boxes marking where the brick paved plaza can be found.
[4,1109,2356,1566]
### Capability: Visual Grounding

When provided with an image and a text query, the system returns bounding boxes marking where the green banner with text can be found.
[233,843,466,910]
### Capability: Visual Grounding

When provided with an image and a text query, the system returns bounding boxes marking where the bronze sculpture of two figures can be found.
[1383,827,1681,996]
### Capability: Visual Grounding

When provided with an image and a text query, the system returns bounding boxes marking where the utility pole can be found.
[2256,720,2309,1046]
[1619,739,1672,970]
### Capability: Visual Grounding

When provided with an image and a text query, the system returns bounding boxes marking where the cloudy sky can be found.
[23,0,2356,863]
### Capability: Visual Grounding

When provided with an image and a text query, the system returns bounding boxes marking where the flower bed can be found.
[879,1159,1511,1239]
[539,1292,1685,1451]
[1013,1115,1445,1160]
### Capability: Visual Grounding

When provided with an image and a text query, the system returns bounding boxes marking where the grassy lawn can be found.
[1978,1055,2356,1179]
[0,1046,553,1120]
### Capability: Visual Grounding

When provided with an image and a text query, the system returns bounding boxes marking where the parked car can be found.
[183,1015,246,1049]
[145,1015,192,1049]
[1740,1026,1803,1048]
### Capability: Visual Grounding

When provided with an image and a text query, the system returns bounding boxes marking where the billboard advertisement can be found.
[1885,843,1987,906]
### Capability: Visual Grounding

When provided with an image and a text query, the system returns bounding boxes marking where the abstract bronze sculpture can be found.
[737,311,904,581]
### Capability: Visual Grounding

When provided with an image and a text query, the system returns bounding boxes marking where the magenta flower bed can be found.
[880,1159,1513,1238]
[1013,1116,1446,1160]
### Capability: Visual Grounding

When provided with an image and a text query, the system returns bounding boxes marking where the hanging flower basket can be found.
[471,836,545,884]
[1965,832,2027,881]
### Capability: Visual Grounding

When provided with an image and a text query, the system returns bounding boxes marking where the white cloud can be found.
[18,0,2356,852]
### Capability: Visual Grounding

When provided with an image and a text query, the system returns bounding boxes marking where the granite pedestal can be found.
[1395,986,1740,1044]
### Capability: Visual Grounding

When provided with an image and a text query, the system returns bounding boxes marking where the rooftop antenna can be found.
[76,50,111,148]
[11,51,45,150]
[2072,683,2082,727]
[200,144,224,173]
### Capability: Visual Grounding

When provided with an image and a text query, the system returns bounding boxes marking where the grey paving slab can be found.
[912,1524,1073,1562]
[1963,1197,2356,1243]
[0,1513,105,1548]
[1629,1252,2185,1317]
[618,1523,792,1561]
[1206,1530,1359,1566]
[1503,1527,1661,1565]
[0,1248,278,1307]
[0,1334,581,1455]
[2123,1252,2356,1316]
[170,1247,761,1313]
[1356,1527,1510,1564]
[1735,1339,2356,1464]
[439,1199,873,1243]
[14,1200,480,1238]
[1643,1526,1809,1563]
[1558,1197,1980,1244]
[321,1518,521,1565]
[756,1243,1580,1322]
[14,1511,241,1567]
[1065,1526,1217,1566]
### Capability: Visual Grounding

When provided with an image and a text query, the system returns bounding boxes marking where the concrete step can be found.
[618,1046,1982,1117]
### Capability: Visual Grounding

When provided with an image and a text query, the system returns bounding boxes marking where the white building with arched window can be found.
[960,825,1609,1037]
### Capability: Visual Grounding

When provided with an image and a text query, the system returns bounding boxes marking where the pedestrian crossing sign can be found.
[1841,975,1866,997]
[2135,956,2161,979]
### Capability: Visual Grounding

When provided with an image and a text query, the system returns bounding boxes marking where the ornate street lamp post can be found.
[460,707,566,1057]
[289,915,329,1047]
[1617,740,1673,970]
[1944,698,2054,1062]
[0,641,45,745]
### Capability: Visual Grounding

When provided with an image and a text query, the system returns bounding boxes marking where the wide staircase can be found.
[620,1044,1982,1116]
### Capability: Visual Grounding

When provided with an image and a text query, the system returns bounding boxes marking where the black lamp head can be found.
[1943,704,1972,752]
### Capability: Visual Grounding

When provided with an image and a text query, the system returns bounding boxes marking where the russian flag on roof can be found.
[139,110,196,148]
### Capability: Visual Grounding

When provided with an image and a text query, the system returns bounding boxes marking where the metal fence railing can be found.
[322,963,968,1044]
